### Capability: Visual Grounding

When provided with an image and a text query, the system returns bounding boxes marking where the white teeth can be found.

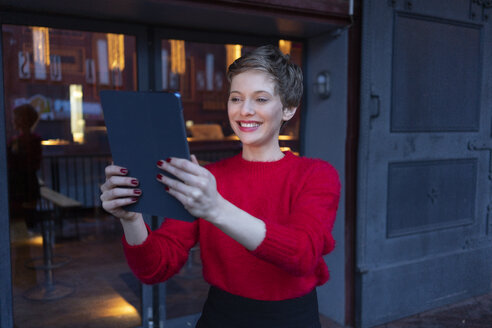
[239,122,261,128]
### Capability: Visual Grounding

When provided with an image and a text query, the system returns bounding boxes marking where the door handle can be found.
[468,139,492,180]
[369,88,381,129]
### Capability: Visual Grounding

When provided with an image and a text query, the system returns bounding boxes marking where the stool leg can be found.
[23,215,74,301]
[42,218,54,289]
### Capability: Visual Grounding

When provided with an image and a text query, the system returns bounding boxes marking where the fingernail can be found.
[121,168,128,174]
[134,189,141,195]
[166,158,171,163]
[131,179,138,185]
[157,160,164,166]
[131,197,139,202]
[156,174,163,180]
[165,186,169,191]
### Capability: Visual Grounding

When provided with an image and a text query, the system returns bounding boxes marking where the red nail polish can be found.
[165,186,169,191]
[165,158,171,163]
[156,174,163,180]
[120,168,128,174]
[157,160,164,166]
[131,179,138,185]
[134,189,141,195]
[131,197,139,202]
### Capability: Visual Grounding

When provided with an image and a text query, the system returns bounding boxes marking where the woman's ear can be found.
[282,107,297,122]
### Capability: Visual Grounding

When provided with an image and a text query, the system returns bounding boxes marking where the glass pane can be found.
[160,39,303,165]
[3,24,142,328]
[159,39,304,324]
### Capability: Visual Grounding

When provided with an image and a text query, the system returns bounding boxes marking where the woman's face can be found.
[228,70,294,151]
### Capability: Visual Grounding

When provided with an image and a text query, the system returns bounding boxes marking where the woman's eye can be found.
[229,97,241,103]
[256,98,268,103]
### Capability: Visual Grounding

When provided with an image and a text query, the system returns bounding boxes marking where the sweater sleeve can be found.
[251,162,340,277]
[122,218,199,284]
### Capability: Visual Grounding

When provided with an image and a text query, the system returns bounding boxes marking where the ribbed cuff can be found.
[122,223,160,273]
[251,221,299,262]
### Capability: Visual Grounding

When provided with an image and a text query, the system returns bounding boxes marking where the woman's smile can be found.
[237,120,263,132]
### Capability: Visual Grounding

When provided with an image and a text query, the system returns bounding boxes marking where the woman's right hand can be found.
[100,164,143,222]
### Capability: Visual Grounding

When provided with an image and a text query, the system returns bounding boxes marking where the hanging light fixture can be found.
[278,40,292,55]
[32,27,50,66]
[170,40,186,75]
[107,33,125,71]
[225,44,242,69]
[32,27,50,80]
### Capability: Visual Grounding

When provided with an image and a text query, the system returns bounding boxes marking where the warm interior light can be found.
[170,40,186,75]
[279,40,292,55]
[225,44,242,69]
[32,27,50,66]
[41,139,70,146]
[107,33,125,71]
[27,236,44,246]
[32,27,50,79]
[69,84,85,144]
[97,296,139,318]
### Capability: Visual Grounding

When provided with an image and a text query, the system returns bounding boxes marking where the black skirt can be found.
[196,286,321,328]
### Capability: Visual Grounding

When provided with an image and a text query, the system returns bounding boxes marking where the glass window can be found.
[3,24,141,328]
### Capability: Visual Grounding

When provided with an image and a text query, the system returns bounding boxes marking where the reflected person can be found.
[7,104,42,234]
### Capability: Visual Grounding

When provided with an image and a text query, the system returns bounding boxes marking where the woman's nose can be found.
[240,99,255,116]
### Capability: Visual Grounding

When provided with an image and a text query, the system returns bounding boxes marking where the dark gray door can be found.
[357,1,492,327]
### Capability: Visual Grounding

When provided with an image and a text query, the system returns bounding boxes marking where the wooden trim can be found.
[164,0,352,26]
[211,0,350,17]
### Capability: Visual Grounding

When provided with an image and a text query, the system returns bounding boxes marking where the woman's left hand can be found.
[156,155,222,221]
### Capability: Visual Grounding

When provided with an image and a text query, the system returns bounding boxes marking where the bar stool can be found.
[23,186,81,301]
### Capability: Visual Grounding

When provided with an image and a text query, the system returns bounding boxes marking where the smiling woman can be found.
[100,45,341,328]
[227,70,297,161]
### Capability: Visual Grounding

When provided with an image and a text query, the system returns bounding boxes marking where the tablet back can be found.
[101,90,195,221]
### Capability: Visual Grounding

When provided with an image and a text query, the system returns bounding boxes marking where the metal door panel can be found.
[389,0,483,22]
[359,246,491,327]
[357,1,492,326]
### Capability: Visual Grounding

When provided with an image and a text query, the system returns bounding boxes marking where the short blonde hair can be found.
[227,45,303,109]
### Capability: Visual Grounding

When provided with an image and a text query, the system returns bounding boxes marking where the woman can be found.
[100,45,340,327]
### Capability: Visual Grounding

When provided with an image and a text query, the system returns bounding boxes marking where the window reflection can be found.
[3,25,141,328]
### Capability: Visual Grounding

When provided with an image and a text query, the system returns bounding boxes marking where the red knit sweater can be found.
[122,151,340,300]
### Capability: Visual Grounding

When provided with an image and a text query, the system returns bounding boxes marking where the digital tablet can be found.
[100,90,195,221]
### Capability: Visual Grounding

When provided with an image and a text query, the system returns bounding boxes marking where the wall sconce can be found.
[314,71,331,99]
